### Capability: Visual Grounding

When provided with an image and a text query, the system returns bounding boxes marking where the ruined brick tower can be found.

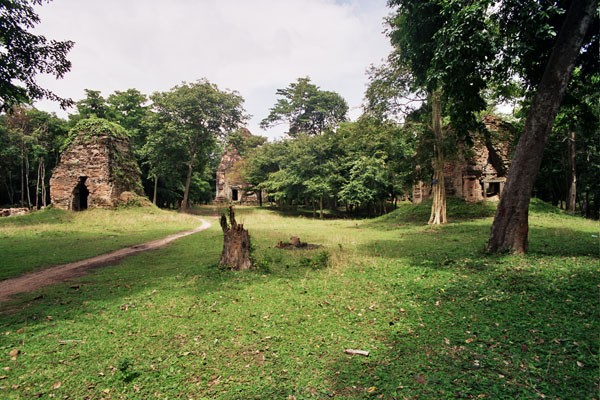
[50,118,143,210]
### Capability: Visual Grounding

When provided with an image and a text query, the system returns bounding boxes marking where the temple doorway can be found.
[72,176,89,211]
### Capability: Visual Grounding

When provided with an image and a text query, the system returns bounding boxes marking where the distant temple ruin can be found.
[215,129,263,205]
[414,115,514,203]
[50,118,143,210]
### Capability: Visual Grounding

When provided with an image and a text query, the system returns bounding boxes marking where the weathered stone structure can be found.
[215,147,260,204]
[50,118,143,210]
[215,129,265,205]
[414,115,513,203]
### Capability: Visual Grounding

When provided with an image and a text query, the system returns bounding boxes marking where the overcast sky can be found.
[33,0,392,139]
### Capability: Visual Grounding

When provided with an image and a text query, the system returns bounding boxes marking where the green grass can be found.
[0,201,598,399]
[0,206,200,280]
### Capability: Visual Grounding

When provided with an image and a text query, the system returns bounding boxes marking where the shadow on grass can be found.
[329,259,599,399]
[359,219,599,262]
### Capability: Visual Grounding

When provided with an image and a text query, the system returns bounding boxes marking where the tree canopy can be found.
[0,0,73,111]
[260,77,348,136]
[145,79,247,209]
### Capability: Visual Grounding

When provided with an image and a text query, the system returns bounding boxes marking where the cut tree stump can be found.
[219,206,253,270]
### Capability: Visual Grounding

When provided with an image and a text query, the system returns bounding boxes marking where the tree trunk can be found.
[428,89,447,225]
[319,195,324,219]
[487,0,595,253]
[20,144,25,207]
[219,206,253,270]
[41,159,46,208]
[153,175,158,205]
[24,152,31,208]
[181,161,194,210]
[566,130,577,213]
[35,159,41,209]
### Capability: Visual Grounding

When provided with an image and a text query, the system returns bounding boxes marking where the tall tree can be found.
[260,77,348,136]
[0,105,67,207]
[0,0,73,111]
[147,79,247,209]
[384,0,494,224]
[74,89,109,120]
[106,89,149,147]
[487,0,596,253]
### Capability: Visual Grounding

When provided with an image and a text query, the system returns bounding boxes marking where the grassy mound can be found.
[370,197,497,228]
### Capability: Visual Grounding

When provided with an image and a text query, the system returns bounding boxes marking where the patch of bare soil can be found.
[0,218,211,303]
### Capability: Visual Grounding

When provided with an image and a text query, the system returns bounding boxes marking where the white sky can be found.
[32,0,393,139]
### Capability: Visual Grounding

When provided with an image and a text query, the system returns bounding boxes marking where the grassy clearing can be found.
[0,206,200,280]
[0,201,598,399]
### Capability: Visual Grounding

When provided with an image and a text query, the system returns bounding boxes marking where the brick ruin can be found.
[50,118,143,210]
[215,146,260,204]
[413,115,514,203]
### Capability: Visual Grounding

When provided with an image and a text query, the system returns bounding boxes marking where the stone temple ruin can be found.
[414,115,514,203]
[215,129,263,205]
[50,118,143,210]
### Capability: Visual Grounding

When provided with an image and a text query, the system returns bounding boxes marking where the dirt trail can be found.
[0,218,212,303]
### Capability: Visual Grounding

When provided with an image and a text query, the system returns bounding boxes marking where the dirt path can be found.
[0,218,212,303]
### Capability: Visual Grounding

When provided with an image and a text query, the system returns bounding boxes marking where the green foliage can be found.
[226,128,266,157]
[385,0,494,133]
[62,117,130,150]
[145,79,247,208]
[73,89,109,120]
[0,106,69,206]
[0,0,73,111]
[260,77,348,136]
[246,118,417,215]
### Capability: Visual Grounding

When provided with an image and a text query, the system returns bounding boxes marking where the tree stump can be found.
[219,206,253,270]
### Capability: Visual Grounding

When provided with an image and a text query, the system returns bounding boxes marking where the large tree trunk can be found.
[428,89,447,225]
[487,0,595,253]
[219,206,253,270]
[566,130,577,213]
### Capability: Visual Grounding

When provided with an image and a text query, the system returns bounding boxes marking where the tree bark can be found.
[319,195,324,219]
[153,175,158,205]
[35,159,41,209]
[566,130,577,213]
[428,89,447,225]
[41,159,46,208]
[181,161,194,210]
[24,151,31,208]
[219,206,253,270]
[487,0,595,253]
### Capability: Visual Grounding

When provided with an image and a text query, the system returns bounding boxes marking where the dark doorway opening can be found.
[486,181,501,197]
[72,176,89,211]
[231,189,239,201]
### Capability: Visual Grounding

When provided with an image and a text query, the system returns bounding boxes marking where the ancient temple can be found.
[215,146,260,204]
[215,129,264,205]
[50,118,143,210]
[413,115,513,203]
